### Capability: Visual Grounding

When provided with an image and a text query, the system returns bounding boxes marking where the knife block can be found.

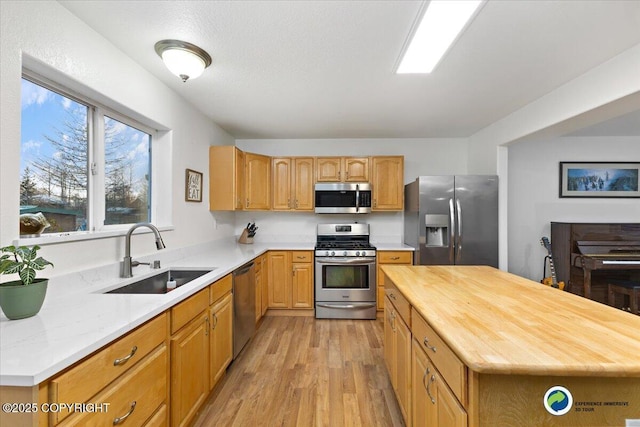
[238,229,253,244]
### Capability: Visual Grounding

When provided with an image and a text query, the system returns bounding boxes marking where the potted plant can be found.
[0,245,53,320]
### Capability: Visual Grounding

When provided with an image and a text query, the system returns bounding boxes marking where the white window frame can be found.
[17,70,170,246]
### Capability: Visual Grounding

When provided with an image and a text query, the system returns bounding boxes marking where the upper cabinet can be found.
[244,153,271,210]
[272,157,314,211]
[316,157,369,182]
[209,146,244,211]
[371,156,404,211]
[210,148,403,212]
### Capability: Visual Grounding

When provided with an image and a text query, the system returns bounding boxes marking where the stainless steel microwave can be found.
[314,183,372,214]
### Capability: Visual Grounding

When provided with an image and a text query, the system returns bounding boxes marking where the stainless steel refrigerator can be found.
[404,176,498,266]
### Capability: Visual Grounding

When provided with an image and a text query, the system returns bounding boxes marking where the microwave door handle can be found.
[355,184,360,213]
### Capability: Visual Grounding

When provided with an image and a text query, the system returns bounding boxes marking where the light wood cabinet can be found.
[371,156,404,211]
[412,339,467,427]
[260,254,269,316]
[383,294,412,425]
[316,157,369,182]
[272,157,314,211]
[244,152,271,210]
[377,251,413,310]
[209,292,233,390]
[268,251,314,309]
[255,254,264,322]
[170,289,209,427]
[209,146,244,211]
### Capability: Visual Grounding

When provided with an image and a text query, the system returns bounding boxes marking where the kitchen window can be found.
[20,74,154,236]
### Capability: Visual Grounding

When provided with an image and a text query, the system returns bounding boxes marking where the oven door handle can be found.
[315,258,376,265]
[317,303,377,309]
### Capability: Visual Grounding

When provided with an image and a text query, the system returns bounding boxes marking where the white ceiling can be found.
[58,0,640,140]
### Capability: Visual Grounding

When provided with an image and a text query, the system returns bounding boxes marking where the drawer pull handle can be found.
[389,293,396,300]
[423,338,437,353]
[423,367,436,404]
[113,346,138,366]
[113,401,136,425]
[390,256,400,260]
[297,256,306,259]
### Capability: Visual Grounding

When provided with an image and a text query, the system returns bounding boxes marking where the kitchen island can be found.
[381,265,640,427]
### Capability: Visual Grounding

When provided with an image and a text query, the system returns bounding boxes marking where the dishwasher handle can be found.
[233,261,255,276]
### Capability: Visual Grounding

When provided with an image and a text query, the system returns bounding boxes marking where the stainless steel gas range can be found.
[314,223,377,319]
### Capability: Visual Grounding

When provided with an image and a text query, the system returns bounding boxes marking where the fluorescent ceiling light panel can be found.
[397,0,483,74]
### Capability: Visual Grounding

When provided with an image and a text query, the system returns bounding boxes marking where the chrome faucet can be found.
[121,223,166,278]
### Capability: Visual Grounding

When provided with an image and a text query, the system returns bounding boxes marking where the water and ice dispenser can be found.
[424,214,449,247]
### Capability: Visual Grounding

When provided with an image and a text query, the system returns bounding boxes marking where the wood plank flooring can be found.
[192,316,404,427]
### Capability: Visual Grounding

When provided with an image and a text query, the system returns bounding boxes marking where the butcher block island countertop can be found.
[381,265,640,426]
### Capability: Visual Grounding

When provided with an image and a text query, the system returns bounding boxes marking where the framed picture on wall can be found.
[559,162,640,198]
[185,169,203,202]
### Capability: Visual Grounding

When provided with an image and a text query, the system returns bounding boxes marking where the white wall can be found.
[0,1,235,276]
[235,138,468,243]
[507,136,640,281]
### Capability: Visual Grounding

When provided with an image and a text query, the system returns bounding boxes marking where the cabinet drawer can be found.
[291,251,313,263]
[209,274,232,305]
[378,251,413,264]
[411,308,466,406]
[49,313,167,423]
[59,345,167,427]
[172,288,208,334]
[385,281,410,326]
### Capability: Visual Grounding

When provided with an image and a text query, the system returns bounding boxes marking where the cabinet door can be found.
[383,295,395,381]
[255,261,263,322]
[435,369,468,427]
[316,157,342,182]
[235,148,245,210]
[268,251,291,308]
[209,146,242,211]
[344,157,369,182]
[170,313,209,427]
[261,255,269,315]
[245,153,271,210]
[412,340,437,427]
[291,262,313,308]
[272,157,292,210]
[396,313,412,426]
[209,293,233,390]
[293,157,314,210]
[372,156,404,211]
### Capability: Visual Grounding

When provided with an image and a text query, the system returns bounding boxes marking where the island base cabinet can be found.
[471,373,640,427]
[412,340,466,427]
[384,295,411,426]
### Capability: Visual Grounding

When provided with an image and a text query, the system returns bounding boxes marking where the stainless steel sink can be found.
[105,269,214,294]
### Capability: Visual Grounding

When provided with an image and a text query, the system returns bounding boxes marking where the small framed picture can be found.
[559,162,640,198]
[185,169,203,202]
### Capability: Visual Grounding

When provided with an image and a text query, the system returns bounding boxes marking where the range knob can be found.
[356,251,361,256]
[325,251,330,256]
[330,251,335,256]
[343,251,348,256]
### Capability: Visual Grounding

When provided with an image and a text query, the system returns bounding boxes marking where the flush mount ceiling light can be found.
[397,0,484,74]
[154,39,212,82]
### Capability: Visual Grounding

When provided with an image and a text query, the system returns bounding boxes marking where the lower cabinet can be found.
[412,340,467,427]
[37,313,169,427]
[268,251,313,309]
[384,294,412,425]
[209,290,233,389]
[170,289,209,427]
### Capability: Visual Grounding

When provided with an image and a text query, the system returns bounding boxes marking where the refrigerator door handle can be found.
[448,198,455,263]
[456,198,463,263]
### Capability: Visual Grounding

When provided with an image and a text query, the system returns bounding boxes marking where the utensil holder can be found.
[238,229,254,244]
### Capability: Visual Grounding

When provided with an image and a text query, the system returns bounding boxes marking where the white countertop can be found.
[0,239,413,386]
[0,239,313,386]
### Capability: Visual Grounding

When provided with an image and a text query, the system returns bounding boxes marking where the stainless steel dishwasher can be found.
[232,261,256,358]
